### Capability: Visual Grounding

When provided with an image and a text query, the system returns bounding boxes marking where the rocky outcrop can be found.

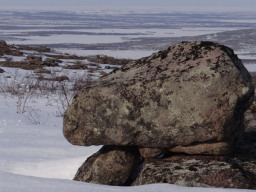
[26,55,42,65]
[26,56,59,67]
[0,40,22,56]
[63,41,255,188]
[42,58,59,67]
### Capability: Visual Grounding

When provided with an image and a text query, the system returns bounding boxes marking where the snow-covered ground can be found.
[0,93,101,179]
[1,171,255,192]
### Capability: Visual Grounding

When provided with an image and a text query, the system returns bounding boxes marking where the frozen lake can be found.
[1,10,256,61]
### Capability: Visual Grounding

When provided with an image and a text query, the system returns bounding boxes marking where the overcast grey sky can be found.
[1,0,256,10]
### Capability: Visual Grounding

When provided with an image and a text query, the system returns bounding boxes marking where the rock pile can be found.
[63,41,256,189]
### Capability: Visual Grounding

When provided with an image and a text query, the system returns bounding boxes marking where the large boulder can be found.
[74,146,142,186]
[63,41,254,153]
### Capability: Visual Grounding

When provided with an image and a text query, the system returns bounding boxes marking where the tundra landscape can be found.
[0,7,256,192]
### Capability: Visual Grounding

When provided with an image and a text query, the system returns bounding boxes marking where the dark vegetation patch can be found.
[0,61,42,70]
[38,75,69,82]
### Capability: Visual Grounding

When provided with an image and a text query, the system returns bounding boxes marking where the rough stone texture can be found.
[63,41,254,151]
[132,156,256,189]
[139,148,169,158]
[74,146,142,186]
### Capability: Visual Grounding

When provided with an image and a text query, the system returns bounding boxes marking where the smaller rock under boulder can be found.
[132,156,256,189]
[133,125,256,189]
[74,146,142,186]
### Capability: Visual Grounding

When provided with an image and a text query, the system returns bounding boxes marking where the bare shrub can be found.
[55,72,92,117]
[71,73,92,95]
[1,68,93,121]
[23,107,41,125]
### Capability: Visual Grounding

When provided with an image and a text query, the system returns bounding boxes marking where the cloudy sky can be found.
[1,0,256,10]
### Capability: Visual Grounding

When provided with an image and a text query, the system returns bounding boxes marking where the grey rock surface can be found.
[63,41,254,152]
[132,155,256,189]
[133,122,256,189]
[74,146,142,186]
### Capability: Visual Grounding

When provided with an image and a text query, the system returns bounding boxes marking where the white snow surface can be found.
[1,171,254,192]
[7,27,238,46]
[244,64,256,72]
[54,48,155,59]
[0,67,254,192]
[0,94,101,180]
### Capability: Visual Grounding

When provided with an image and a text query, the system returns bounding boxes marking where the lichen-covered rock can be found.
[132,156,256,189]
[133,123,256,189]
[63,41,254,152]
[74,146,142,186]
